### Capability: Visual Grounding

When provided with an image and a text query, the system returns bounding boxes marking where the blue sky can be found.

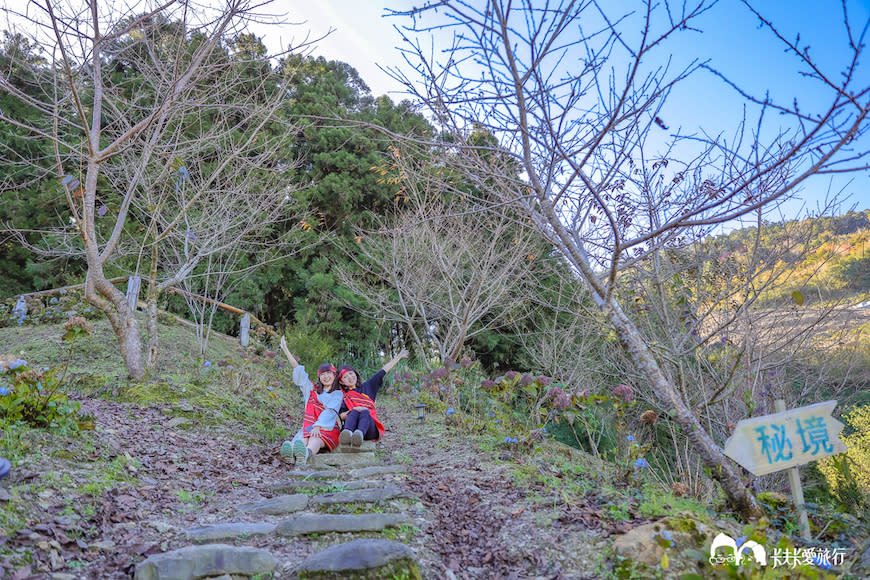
[262,1,870,218]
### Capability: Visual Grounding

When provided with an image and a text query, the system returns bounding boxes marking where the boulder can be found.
[275,513,411,536]
[286,539,421,580]
[134,544,276,580]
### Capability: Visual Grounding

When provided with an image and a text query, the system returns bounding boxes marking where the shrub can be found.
[0,356,81,428]
[0,291,101,328]
[817,404,870,513]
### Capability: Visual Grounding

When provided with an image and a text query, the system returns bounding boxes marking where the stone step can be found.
[333,440,376,453]
[283,469,343,480]
[284,538,421,580]
[134,544,277,580]
[270,479,336,494]
[275,512,411,536]
[237,493,309,515]
[342,479,399,490]
[185,522,275,543]
[313,451,379,468]
[347,464,408,479]
[270,478,403,494]
[310,485,414,506]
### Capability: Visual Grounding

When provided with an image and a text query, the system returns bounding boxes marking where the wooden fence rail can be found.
[9,278,276,344]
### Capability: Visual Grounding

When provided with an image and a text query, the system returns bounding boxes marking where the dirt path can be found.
[377,401,609,580]
[1,396,610,579]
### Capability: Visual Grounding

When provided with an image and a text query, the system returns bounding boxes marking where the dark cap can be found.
[317,363,336,375]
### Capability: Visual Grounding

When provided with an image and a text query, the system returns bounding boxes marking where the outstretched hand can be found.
[382,347,411,373]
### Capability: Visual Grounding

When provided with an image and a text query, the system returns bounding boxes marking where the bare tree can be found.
[0,0,309,379]
[387,1,870,520]
[337,146,543,365]
[512,274,622,390]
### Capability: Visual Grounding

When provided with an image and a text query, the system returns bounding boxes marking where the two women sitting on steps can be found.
[278,337,409,465]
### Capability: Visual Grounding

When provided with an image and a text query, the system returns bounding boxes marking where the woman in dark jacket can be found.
[337,349,408,447]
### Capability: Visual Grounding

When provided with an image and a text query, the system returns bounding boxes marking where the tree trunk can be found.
[87,272,146,381]
[605,296,764,521]
[81,162,146,381]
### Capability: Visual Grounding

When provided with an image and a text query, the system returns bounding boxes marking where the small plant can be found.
[62,316,94,343]
[817,404,870,516]
[175,488,209,504]
[0,357,81,428]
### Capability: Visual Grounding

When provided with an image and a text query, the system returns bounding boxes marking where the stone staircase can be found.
[133,442,424,580]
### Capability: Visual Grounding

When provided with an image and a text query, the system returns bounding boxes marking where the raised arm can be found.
[382,348,409,374]
[280,335,313,398]
[279,336,300,369]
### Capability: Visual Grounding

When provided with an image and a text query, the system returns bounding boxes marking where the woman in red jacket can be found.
[278,336,343,465]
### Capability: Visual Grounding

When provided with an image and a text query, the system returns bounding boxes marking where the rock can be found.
[287,539,421,580]
[53,515,81,527]
[147,521,177,534]
[346,465,408,479]
[185,522,276,542]
[283,469,341,480]
[89,540,116,551]
[612,514,728,575]
[176,401,195,413]
[166,417,192,429]
[613,523,667,567]
[0,487,10,501]
[237,494,309,515]
[134,544,277,580]
[852,541,870,579]
[310,486,413,505]
[270,479,330,494]
[757,491,791,510]
[275,513,411,536]
[341,480,393,490]
[314,452,379,468]
[334,440,376,453]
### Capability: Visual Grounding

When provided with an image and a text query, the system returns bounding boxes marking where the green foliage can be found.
[252,55,433,358]
[0,33,80,297]
[282,318,338,371]
[817,404,870,515]
[0,358,81,429]
[0,291,101,329]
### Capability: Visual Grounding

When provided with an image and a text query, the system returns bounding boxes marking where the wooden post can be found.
[775,399,812,541]
[240,312,250,348]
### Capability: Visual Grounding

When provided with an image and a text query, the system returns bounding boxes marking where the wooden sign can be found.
[724,400,847,476]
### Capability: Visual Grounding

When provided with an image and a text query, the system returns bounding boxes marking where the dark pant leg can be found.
[344,410,360,432]
[355,410,379,440]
